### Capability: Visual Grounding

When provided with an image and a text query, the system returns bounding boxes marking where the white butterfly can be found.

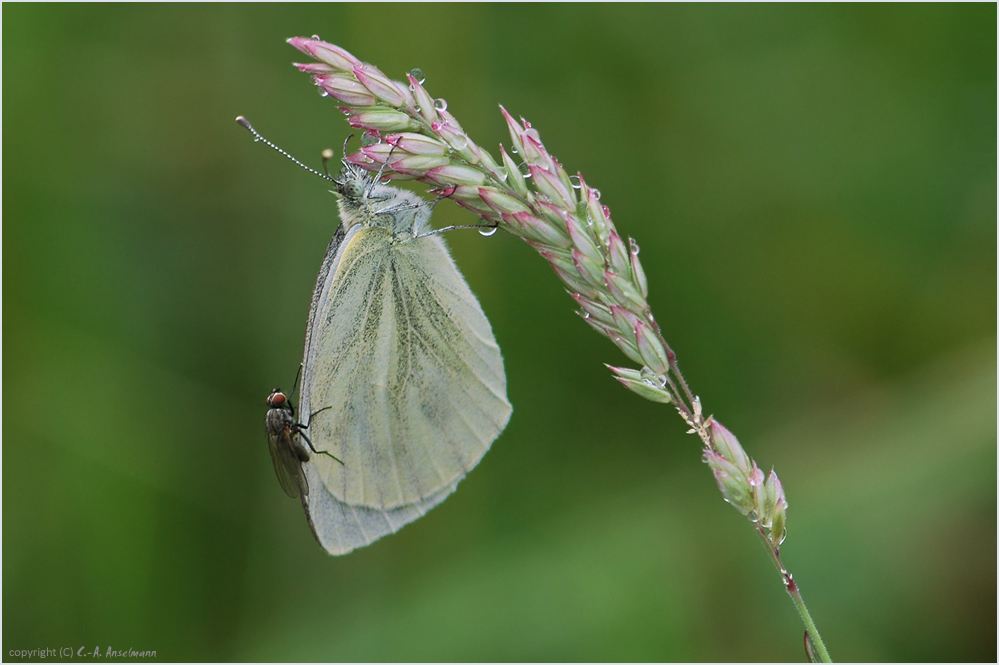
[286,157,511,555]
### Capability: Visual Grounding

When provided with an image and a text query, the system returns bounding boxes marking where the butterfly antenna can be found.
[320,149,337,178]
[236,116,336,183]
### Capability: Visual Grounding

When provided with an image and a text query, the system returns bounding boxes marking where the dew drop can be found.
[409,68,426,84]
[590,187,601,200]
[629,238,641,256]
[433,98,448,111]
[311,34,321,40]
[747,510,759,523]
[524,128,540,142]
[361,130,382,147]
[340,108,352,116]
[778,529,788,546]
[519,163,532,179]
[449,132,468,151]
[318,87,329,97]
[494,168,509,183]
[478,225,498,237]
[570,175,581,189]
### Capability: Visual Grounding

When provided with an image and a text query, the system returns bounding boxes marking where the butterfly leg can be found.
[416,221,499,238]
[374,184,457,218]
[365,138,403,195]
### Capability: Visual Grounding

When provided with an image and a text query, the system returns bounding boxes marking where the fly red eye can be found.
[272,393,286,405]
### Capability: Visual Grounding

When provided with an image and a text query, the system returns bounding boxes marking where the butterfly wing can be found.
[301,226,511,512]
[301,462,458,555]
[305,221,346,344]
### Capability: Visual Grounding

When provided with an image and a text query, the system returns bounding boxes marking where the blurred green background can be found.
[4,4,995,662]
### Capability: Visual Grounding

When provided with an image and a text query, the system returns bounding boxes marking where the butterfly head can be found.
[331,136,426,235]
[333,162,373,202]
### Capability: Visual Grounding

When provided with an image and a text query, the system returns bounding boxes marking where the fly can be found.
[265,389,341,499]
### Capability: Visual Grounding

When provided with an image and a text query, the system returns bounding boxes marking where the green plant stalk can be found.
[755,527,832,662]
[278,37,834,660]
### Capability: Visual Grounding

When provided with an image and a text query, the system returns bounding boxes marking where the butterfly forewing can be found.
[301,226,511,510]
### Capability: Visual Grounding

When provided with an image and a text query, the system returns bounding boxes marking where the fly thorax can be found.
[265,407,296,436]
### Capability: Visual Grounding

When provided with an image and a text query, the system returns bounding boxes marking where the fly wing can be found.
[267,426,308,499]
[301,227,511,510]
